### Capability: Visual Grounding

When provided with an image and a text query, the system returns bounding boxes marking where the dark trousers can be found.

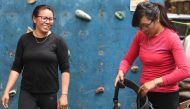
[18,90,57,109]
[148,91,179,109]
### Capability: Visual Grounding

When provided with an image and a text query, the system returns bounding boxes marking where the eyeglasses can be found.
[139,21,153,30]
[37,16,55,22]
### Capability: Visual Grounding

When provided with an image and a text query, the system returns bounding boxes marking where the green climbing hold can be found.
[115,11,125,20]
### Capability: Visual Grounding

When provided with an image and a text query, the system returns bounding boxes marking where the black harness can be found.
[113,79,154,109]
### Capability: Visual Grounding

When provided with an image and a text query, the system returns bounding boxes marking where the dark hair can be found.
[132,2,175,31]
[32,5,54,28]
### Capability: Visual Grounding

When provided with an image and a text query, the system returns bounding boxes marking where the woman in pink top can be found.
[114,2,190,109]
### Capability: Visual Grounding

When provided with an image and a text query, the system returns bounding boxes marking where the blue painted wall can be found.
[0,0,163,109]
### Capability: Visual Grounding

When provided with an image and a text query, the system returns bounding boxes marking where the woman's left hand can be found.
[58,94,68,109]
[139,80,156,97]
[139,78,163,97]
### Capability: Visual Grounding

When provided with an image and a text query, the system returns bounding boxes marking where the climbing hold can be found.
[68,49,70,57]
[98,50,104,56]
[26,26,33,33]
[9,89,16,97]
[95,86,104,94]
[75,9,91,21]
[8,51,15,58]
[27,0,37,4]
[115,11,125,20]
[113,102,121,109]
[0,83,3,90]
[131,65,139,73]
[117,102,121,108]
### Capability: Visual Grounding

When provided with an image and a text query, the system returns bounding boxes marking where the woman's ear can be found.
[156,16,160,22]
[33,16,37,24]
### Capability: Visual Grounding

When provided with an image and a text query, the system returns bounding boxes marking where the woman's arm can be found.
[61,72,70,95]
[162,34,190,85]
[1,70,20,108]
[119,32,141,74]
[58,72,70,109]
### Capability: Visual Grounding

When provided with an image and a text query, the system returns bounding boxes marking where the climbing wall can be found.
[0,0,163,109]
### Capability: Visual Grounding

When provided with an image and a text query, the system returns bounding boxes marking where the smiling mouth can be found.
[43,25,51,29]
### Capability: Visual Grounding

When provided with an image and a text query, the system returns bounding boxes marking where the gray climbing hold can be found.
[115,11,125,20]
[75,9,91,21]
[9,89,16,97]
[131,65,139,73]
[117,102,121,108]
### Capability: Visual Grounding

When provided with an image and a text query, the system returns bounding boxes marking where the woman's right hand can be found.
[1,91,9,108]
[114,70,124,87]
[1,71,19,109]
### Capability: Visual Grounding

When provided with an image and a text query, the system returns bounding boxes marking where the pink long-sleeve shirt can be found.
[119,28,190,92]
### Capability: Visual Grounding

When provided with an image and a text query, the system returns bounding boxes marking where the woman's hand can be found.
[1,91,9,109]
[139,78,163,97]
[139,80,155,97]
[115,70,124,87]
[1,71,19,109]
[58,94,68,109]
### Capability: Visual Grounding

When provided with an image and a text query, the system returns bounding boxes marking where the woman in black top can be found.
[1,5,70,109]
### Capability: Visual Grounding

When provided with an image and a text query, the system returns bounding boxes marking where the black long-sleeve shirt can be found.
[12,32,70,93]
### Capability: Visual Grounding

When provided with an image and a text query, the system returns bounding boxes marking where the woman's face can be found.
[33,9,54,33]
[139,16,158,37]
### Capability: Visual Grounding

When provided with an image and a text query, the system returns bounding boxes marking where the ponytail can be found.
[155,3,176,31]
